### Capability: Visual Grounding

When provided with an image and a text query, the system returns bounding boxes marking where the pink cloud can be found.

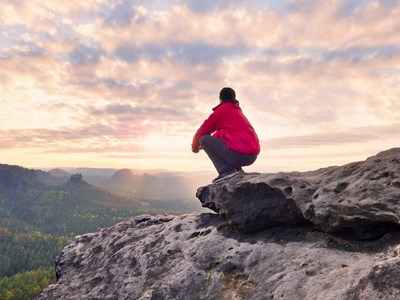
[1,0,400,170]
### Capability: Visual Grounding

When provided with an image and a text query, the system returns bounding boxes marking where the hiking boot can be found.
[212,169,245,183]
[212,169,235,183]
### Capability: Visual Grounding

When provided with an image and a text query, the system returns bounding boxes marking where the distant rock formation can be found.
[37,148,400,299]
[69,173,84,184]
[0,164,36,193]
[64,173,88,189]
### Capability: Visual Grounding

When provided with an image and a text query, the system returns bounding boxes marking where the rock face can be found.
[197,174,307,233]
[37,213,400,300]
[37,148,400,299]
[198,148,400,240]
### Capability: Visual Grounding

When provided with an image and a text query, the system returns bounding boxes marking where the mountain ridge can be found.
[0,164,207,299]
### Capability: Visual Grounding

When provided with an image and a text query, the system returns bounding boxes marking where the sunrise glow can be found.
[1,0,400,173]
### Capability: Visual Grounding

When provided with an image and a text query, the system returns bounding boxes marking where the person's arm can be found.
[191,110,221,153]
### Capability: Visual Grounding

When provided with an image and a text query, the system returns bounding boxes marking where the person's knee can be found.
[199,135,209,146]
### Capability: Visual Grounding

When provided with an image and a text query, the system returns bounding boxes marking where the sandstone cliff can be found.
[37,148,400,299]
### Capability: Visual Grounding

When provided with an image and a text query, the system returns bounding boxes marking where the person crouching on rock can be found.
[191,87,260,183]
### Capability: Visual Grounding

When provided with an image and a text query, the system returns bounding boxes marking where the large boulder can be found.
[196,173,308,233]
[302,148,400,238]
[197,148,400,239]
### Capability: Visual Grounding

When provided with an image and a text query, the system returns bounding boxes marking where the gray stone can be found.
[37,213,400,300]
[196,173,308,233]
[348,255,400,299]
[197,148,400,239]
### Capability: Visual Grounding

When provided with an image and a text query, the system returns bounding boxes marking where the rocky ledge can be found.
[37,148,400,299]
[198,147,400,240]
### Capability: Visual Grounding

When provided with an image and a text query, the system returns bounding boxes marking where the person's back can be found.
[211,101,260,156]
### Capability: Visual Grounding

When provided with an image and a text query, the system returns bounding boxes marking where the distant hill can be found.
[0,164,71,188]
[0,163,206,239]
[0,165,142,298]
[100,168,140,190]
[52,167,215,187]
[36,169,70,186]
[48,168,71,178]
[98,169,214,202]
[69,167,120,177]
[0,163,207,299]
[1,164,214,202]
[68,168,119,185]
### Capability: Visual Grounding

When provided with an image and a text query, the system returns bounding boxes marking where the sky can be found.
[1,0,400,174]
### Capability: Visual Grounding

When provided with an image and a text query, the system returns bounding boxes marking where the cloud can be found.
[68,45,104,65]
[113,43,164,62]
[0,0,105,35]
[113,41,248,65]
[182,0,245,14]
[172,42,248,64]
[263,124,400,150]
[103,1,138,27]
[1,0,400,171]
[285,0,400,49]
[0,123,145,152]
[89,103,190,121]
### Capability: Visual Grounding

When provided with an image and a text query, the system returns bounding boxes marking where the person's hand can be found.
[192,146,199,153]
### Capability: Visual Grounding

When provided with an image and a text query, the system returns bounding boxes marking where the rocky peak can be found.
[37,148,400,299]
[64,173,88,189]
[69,173,84,184]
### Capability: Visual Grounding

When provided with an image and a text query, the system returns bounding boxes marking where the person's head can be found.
[219,87,236,103]
[219,87,240,105]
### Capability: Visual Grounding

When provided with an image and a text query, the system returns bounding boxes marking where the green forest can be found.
[0,165,201,299]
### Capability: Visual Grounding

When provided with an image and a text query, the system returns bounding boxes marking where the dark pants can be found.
[199,135,257,176]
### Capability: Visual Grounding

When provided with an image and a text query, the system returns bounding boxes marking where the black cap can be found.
[219,87,236,102]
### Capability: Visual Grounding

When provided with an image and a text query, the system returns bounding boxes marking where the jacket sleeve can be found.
[191,110,222,150]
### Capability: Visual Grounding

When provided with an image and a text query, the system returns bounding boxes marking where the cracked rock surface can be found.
[37,213,400,300]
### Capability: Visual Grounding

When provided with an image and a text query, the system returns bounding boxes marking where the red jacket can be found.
[192,102,260,155]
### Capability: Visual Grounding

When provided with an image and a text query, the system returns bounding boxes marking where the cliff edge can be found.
[37,148,400,299]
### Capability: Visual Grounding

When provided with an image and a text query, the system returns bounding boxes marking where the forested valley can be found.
[0,164,202,299]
